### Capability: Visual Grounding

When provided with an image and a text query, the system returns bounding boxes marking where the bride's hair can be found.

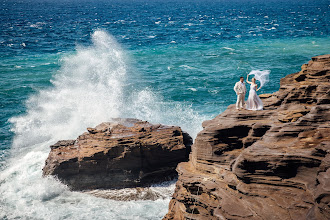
[252,77,256,83]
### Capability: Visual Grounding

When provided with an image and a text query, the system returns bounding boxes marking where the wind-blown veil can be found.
[248,70,270,89]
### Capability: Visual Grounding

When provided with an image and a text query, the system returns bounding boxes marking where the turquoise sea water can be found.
[0,0,329,219]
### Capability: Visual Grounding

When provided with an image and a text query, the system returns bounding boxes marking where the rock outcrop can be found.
[164,55,330,220]
[43,118,192,190]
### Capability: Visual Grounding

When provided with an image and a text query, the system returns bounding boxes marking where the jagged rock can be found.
[164,55,330,220]
[43,118,192,190]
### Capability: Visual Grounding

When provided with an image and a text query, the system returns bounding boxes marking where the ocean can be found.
[0,0,329,219]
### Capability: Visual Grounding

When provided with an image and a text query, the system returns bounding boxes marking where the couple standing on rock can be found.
[234,75,263,110]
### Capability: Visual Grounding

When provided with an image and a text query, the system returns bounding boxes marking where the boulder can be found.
[43,118,192,190]
[164,55,330,220]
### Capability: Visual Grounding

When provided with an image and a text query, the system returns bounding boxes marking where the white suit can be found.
[234,81,247,109]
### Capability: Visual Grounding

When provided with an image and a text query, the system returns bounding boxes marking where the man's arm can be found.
[234,82,238,94]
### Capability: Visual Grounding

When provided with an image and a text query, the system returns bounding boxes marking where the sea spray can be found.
[0,30,204,219]
[10,34,123,159]
[248,70,270,89]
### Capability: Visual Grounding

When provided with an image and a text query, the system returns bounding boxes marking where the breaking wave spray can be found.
[0,30,204,219]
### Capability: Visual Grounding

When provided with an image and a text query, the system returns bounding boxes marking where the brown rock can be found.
[43,118,192,190]
[164,55,330,220]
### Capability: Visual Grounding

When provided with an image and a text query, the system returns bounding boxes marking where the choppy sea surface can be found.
[0,0,329,219]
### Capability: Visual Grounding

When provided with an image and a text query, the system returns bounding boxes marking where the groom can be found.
[234,76,247,110]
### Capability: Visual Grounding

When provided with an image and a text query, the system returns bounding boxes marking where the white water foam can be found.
[222,47,235,51]
[179,64,196,70]
[0,30,204,219]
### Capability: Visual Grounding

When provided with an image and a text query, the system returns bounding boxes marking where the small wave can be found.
[203,54,219,57]
[114,20,125,24]
[180,65,196,70]
[184,23,194,26]
[188,88,197,92]
[113,20,135,24]
[208,89,219,94]
[222,47,235,51]
[147,35,156,39]
[29,22,46,28]
[267,27,277,30]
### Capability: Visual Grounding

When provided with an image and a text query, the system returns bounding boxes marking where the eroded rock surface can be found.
[164,55,330,220]
[43,118,192,190]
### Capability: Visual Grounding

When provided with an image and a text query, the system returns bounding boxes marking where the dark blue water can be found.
[0,0,329,218]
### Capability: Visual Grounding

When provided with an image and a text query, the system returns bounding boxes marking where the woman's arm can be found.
[246,74,252,84]
[256,84,260,91]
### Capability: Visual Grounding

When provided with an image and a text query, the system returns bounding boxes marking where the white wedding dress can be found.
[246,83,263,110]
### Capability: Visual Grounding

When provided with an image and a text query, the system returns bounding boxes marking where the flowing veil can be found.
[248,70,270,89]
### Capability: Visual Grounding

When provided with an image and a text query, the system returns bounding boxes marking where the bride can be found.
[246,74,263,110]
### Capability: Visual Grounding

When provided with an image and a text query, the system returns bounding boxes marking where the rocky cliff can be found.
[164,55,330,220]
[43,118,192,190]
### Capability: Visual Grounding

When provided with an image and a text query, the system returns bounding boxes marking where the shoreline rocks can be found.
[43,118,192,191]
[164,55,330,220]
